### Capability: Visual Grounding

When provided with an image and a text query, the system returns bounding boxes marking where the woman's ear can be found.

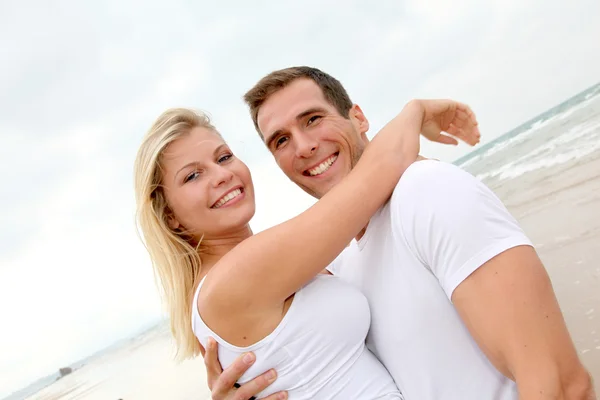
[165,208,181,231]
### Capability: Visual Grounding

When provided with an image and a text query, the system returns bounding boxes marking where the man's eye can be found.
[184,171,200,183]
[218,154,233,163]
[307,116,321,125]
[275,136,289,148]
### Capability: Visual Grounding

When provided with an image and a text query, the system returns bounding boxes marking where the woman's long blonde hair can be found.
[134,108,216,361]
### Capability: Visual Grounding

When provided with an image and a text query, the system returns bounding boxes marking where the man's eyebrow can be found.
[295,107,327,121]
[264,129,284,149]
[264,107,327,148]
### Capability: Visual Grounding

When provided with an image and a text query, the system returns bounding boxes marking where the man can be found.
[201,67,594,399]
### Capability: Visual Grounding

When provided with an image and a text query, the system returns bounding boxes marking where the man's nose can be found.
[294,132,319,158]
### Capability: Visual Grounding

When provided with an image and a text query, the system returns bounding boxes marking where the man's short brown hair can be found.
[243,66,353,138]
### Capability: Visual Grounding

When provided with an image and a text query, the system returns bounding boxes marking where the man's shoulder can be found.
[391,159,480,203]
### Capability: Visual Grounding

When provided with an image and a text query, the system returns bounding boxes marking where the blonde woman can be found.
[134,99,479,399]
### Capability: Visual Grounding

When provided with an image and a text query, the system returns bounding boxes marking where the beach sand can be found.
[25,325,211,400]
[27,150,600,399]
[489,148,600,392]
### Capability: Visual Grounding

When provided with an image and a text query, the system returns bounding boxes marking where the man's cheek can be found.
[274,156,288,172]
[281,157,297,177]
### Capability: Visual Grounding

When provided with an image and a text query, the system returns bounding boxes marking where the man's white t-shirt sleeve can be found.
[325,250,344,275]
[391,160,534,299]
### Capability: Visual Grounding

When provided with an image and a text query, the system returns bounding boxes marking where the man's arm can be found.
[393,160,594,399]
[452,246,594,399]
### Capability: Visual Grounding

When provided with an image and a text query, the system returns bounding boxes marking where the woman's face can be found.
[161,127,255,239]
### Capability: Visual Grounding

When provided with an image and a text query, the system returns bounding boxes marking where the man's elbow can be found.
[515,362,595,399]
[563,367,596,400]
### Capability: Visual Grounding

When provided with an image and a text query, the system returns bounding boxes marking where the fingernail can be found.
[278,392,288,399]
[267,369,277,382]
[243,352,255,365]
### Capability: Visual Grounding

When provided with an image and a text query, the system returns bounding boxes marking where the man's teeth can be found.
[308,155,337,176]
[213,188,242,208]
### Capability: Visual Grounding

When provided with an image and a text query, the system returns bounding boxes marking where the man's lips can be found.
[303,153,339,177]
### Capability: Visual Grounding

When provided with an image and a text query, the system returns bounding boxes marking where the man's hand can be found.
[415,99,481,147]
[200,338,287,400]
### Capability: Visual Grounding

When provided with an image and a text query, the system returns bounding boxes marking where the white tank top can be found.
[192,274,403,399]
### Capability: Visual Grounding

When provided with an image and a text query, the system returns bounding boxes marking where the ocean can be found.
[455,82,600,183]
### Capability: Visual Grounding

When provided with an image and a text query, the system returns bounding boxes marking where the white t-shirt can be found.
[192,274,403,399]
[328,160,533,400]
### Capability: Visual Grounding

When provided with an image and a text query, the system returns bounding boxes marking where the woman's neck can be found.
[198,225,253,275]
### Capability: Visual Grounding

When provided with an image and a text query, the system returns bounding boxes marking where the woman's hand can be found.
[364,99,479,175]
[416,99,481,146]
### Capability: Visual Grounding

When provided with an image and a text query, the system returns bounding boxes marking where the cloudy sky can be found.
[1,0,599,395]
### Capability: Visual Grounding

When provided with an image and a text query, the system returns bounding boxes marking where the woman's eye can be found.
[218,154,233,163]
[307,115,321,125]
[184,171,200,183]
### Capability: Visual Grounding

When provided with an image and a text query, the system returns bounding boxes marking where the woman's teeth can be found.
[213,188,242,208]
[308,154,337,176]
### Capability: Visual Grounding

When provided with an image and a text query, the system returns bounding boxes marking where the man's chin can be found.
[299,179,340,200]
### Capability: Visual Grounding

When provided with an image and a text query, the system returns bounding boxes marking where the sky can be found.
[1,0,599,396]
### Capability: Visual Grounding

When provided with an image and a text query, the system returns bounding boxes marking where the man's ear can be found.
[350,104,370,137]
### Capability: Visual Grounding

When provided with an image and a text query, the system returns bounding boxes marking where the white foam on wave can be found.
[457,116,554,168]
[559,92,600,121]
[584,86,600,100]
[471,112,563,162]
[460,94,600,168]
[456,153,482,168]
[476,119,600,182]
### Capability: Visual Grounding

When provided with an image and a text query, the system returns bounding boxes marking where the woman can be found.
[134,100,479,399]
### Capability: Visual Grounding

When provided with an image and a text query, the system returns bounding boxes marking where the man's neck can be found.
[353,156,429,242]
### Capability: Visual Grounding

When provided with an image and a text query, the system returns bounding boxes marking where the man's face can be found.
[256,78,370,199]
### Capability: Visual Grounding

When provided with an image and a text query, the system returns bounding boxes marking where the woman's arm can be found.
[202,100,478,312]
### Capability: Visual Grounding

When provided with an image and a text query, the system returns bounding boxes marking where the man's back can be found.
[329,160,533,399]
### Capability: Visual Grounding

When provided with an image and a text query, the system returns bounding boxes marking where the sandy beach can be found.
[25,324,211,400]
[489,149,600,392]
